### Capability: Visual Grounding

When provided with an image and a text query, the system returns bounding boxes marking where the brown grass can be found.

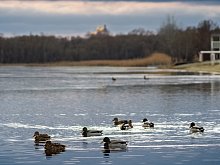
[173,61,220,74]
[0,53,172,67]
[44,53,171,67]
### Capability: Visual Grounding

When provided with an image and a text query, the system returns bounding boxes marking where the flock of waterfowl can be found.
[33,131,65,156]
[33,118,204,156]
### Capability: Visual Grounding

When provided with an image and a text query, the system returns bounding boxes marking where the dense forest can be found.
[0,19,220,64]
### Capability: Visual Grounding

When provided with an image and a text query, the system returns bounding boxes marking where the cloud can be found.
[0,0,220,16]
[0,0,220,36]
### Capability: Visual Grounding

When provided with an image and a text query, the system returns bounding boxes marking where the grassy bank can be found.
[173,61,220,74]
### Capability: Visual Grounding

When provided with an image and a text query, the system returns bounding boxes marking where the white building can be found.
[89,24,110,36]
[199,34,220,65]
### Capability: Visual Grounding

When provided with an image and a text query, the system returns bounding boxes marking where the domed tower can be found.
[90,24,110,36]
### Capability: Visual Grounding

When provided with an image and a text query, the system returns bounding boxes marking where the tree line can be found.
[0,19,220,64]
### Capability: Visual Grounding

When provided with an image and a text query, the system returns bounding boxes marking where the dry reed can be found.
[49,53,172,67]
[0,53,172,67]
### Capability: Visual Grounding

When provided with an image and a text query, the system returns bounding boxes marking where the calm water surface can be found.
[0,66,220,165]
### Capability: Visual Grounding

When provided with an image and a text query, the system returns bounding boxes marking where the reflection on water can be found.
[0,66,220,165]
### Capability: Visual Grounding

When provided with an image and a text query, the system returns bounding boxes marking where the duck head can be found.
[45,141,52,149]
[190,122,195,128]
[143,118,148,122]
[112,118,120,125]
[82,127,88,137]
[103,137,111,149]
[112,118,118,122]
[103,137,111,143]
[82,127,88,132]
[33,131,40,137]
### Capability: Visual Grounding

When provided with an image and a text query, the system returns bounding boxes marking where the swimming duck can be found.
[33,131,51,142]
[112,77,116,81]
[82,127,103,137]
[189,122,204,133]
[44,141,65,156]
[112,117,128,126]
[102,137,127,150]
[120,120,133,130]
[144,75,149,80]
[142,118,154,128]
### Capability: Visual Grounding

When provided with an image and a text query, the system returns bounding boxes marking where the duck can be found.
[142,118,154,128]
[82,127,103,137]
[102,137,127,150]
[33,131,51,142]
[189,122,204,133]
[120,120,133,130]
[144,75,149,80]
[44,141,65,156]
[112,117,128,126]
[112,77,116,81]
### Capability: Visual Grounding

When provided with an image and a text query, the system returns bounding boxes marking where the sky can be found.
[0,0,220,36]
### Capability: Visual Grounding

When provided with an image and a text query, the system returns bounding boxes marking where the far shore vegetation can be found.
[1,17,220,74]
[1,53,220,74]
[13,53,171,67]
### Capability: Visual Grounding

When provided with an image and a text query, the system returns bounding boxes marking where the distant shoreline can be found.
[173,61,220,75]
[0,61,167,67]
[1,60,220,75]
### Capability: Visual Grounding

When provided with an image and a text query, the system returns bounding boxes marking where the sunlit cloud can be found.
[0,0,219,16]
[0,0,219,35]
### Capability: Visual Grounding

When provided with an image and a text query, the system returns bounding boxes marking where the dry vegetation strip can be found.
[0,53,172,67]
[28,53,172,67]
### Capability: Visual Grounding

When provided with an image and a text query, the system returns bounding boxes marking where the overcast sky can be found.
[0,0,220,36]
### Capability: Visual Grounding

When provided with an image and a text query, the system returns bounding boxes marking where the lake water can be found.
[0,66,220,165]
